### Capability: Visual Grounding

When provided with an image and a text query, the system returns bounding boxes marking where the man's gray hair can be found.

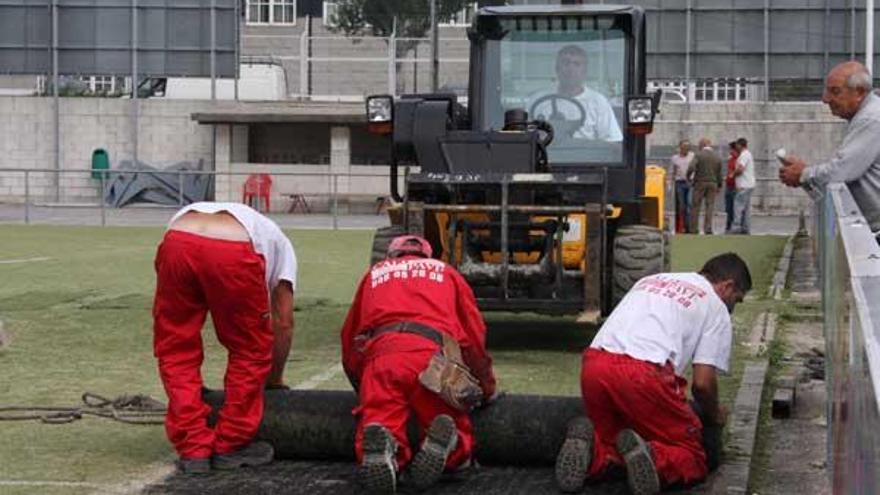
[847,69,873,91]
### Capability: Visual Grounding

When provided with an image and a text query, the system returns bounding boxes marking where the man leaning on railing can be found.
[779,61,880,240]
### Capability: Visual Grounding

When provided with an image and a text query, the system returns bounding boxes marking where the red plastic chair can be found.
[243,173,272,212]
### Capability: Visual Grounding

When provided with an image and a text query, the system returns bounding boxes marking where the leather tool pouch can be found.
[418,334,483,411]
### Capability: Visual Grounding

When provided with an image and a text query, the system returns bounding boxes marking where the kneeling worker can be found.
[341,235,497,494]
[153,202,296,473]
[556,253,751,494]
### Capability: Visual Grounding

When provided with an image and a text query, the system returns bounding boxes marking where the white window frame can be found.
[246,0,297,26]
[439,2,477,27]
[323,1,338,27]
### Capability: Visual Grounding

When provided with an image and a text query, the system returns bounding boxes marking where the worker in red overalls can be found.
[341,235,496,494]
[555,253,751,495]
[153,202,297,474]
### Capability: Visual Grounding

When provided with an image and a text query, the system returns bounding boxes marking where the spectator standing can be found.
[724,142,739,233]
[780,61,880,235]
[730,138,756,234]
[687,139,723,235]
[670,140,695,233]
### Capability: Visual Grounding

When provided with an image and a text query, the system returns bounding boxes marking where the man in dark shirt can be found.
[687,139,723,235]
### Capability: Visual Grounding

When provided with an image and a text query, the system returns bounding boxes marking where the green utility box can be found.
[91,148,109,180]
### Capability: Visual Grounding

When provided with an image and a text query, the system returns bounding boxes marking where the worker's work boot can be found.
[212,441,274,470]
[176,457,211,474]
[616,429,661,495]
[555,416,595,492]
[408,414,458,491]
[358,423,399,494]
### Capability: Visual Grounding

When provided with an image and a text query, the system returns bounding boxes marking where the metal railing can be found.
[0,168,402,230]
[815,183,880,494]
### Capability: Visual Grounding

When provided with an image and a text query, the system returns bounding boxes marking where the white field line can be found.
[294,363,344,390]
[89,461,176,495]
[0,480,108,488]
[0,256,52,264]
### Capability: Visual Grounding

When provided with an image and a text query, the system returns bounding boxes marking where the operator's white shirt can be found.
[169,202,298,292]
[590,272,732,376]
[528,87,623,142]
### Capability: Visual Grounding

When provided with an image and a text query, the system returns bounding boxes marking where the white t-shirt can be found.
[590,272,732,376]
[528,87,623,142]
[735,149,756,190]
[169,202,297,292]
[670,152,695,181]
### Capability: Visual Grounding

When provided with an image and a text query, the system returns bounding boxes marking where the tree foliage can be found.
[329,0,472,41]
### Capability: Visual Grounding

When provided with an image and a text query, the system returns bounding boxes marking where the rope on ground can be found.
[0,392,166,425]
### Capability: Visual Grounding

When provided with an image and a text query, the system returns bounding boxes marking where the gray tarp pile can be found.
[103,160,212,208]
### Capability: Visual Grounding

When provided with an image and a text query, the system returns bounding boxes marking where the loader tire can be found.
[370,226,406,265]
[611,225,671,307]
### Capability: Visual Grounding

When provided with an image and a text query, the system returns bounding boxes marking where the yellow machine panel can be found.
[643,165,666,230]
[434,212,588,270]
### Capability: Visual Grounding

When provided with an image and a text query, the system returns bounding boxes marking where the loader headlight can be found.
[367,95,393,123]
[366,95,394,135]
[627,97,654,125]
[625,96,657,135]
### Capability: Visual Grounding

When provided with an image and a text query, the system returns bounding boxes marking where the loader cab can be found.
[468,5,650,203]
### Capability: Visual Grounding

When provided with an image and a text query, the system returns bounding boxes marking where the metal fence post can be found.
[24,170,30,225]
[178,171,184,206]
[299,31,308,99]
[388,23,397,96]
[332,173,339,230]
[100,172,106,227]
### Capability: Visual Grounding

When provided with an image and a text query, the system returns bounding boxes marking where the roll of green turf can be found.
[204,389,720,468]
[204,390,584,466]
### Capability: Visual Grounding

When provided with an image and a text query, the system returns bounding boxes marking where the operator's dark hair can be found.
[736,137,748,147]
[558,44,588,61]
[699,252,752,293]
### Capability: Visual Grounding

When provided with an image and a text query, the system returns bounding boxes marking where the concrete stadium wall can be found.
[0,97,216,203]
[647,101,846,215]
[0,96,849,215]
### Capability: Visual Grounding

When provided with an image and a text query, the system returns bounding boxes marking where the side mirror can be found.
[366,94,394,135]
[652,88,663,113]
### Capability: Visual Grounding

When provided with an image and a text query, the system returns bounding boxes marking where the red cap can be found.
[387,235,433,258]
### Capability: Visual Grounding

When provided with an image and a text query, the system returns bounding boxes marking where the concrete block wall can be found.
[648,101,846,215]
[0,96,218,203]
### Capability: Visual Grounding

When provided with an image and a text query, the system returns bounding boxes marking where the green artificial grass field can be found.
[0,226,786,493]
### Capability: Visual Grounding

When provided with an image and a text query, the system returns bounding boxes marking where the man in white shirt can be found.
[555,253,751,495]
[528,45,623,142]
[730,138,756,234]
[153,202,297,473]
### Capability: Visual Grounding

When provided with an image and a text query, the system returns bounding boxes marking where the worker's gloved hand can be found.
[265,382,290,391]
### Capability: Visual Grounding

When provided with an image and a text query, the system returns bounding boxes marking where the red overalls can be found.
[581,348,707,487]
[153,230,273,459]
[341,255,496,470]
